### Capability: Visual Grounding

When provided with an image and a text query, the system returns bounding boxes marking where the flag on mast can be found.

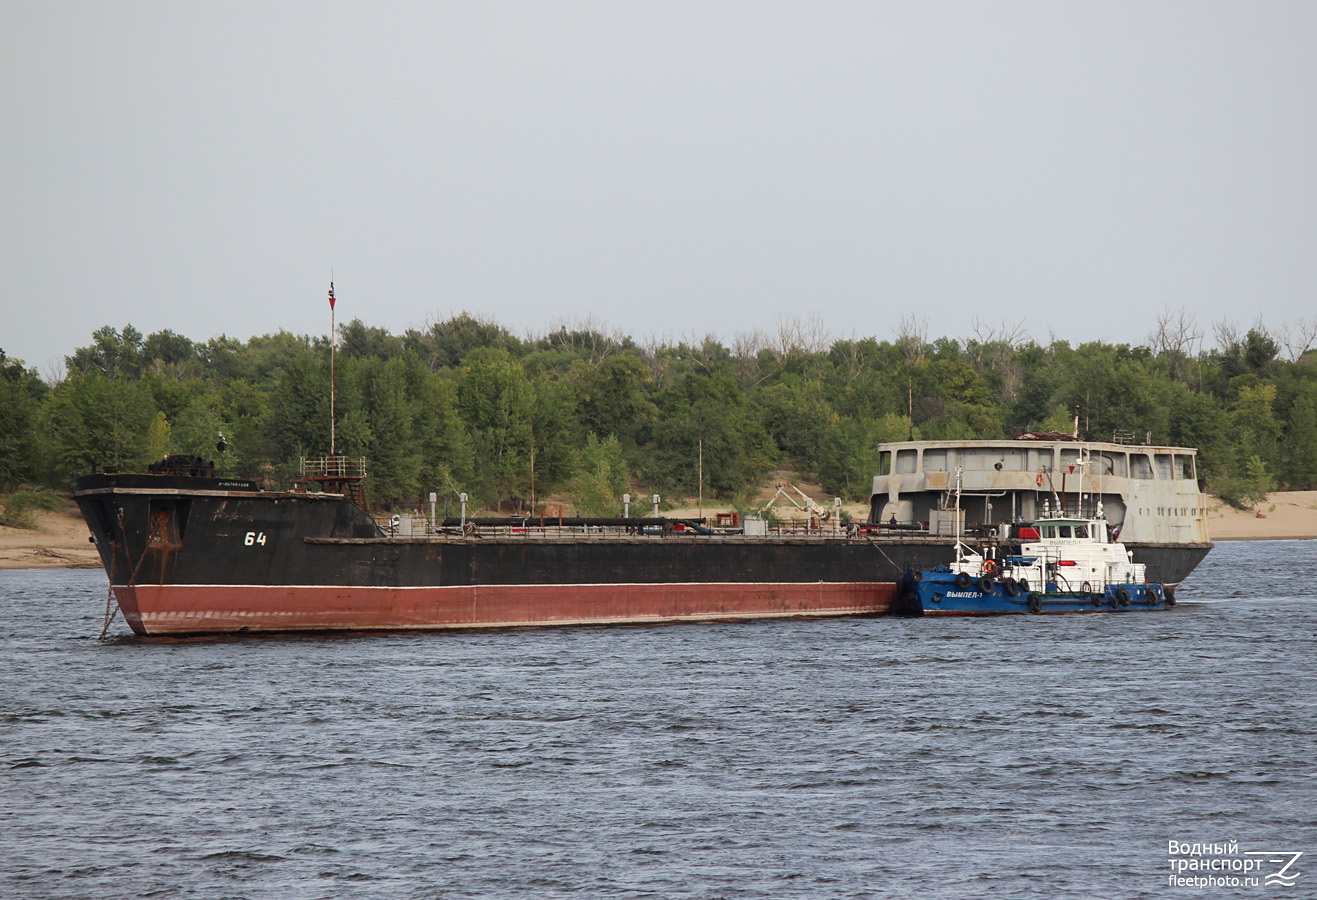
[328,281,335,310]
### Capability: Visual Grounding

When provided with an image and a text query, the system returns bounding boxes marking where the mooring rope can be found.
[859,531,905,575]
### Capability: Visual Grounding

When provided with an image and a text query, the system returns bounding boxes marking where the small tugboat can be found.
[896,470,1173,616]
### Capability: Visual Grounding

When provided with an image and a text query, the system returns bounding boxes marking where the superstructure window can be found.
[1074,524,1088,538]
[1177,454,1195,480]
[896,449,918,474]
[1155,454,1173,479]
[1098,452,1128,477]
[1131,454,1153,479]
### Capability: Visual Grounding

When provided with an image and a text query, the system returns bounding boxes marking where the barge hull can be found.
[112,581,895,635]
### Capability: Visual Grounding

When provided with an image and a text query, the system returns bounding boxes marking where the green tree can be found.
[359,356,422,507]
[818,414,906,500]
[570,350,656,454]
[456,347,536,506]
[0,350,47,488]
[1283,389,1317,489]
[570,434,630,516]
[170,396,230,462]
[413,371,474,511]
[755,376,836,471]
[65,324,145,380]
[339,318,404,360]
[262,350,331,471]
[1167,389,1227,482]
[1009,343,1060,430]
[1228,381,1281,474]
[214,378,271,478]
[141,329,201,380]
[405,313,524,372]
[530,377,578,502]
[640,369,776,499]
[41,371,159,480]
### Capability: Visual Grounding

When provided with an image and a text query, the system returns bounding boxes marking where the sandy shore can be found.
[4,491,1315,571]
[0,499,102,570]
[1202,490,1317,541]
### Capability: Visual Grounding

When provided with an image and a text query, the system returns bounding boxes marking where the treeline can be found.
[3,311,1316,513]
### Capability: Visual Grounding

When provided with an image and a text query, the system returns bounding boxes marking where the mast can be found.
[328,279,336,455]
[953,464,967,563]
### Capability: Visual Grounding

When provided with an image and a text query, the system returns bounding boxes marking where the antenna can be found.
[1096,441,1105,522]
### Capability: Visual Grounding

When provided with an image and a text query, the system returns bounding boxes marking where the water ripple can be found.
[2,545,1316,899]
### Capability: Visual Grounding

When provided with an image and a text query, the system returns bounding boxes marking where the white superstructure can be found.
[870,437,1210,545]
[951,515,1148,595]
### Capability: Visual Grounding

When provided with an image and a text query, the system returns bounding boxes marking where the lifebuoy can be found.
[1036,473,1044,486]
[955,572,971,589]
[1027,594,1042,613]
[977,576,994,594]
[983,559,999,575]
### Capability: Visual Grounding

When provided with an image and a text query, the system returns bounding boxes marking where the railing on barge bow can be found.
[293,455,369,509]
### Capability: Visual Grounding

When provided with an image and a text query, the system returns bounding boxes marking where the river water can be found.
[2,540,1315,899]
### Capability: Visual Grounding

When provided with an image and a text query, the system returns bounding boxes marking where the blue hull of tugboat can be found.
[897,570,1170,616]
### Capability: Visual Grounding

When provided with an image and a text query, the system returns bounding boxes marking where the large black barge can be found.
[73,444,1211,636]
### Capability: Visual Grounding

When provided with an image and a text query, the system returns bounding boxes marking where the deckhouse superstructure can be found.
[869,436,1211,547]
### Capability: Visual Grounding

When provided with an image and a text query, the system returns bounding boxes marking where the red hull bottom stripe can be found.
[113,582,896,635]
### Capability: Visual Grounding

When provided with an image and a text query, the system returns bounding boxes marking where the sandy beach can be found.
[0,499,103,570]
[1201,490,1317,541]
[4,491,1315,572]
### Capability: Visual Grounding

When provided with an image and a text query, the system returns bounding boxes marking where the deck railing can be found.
[372,515,877,540]
[300,456,368,478]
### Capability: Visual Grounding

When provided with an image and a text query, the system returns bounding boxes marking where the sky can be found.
[3,1,1316,375]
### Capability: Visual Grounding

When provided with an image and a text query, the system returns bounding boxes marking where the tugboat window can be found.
[1074,524,1088,538]
[1059,525,1072,538]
